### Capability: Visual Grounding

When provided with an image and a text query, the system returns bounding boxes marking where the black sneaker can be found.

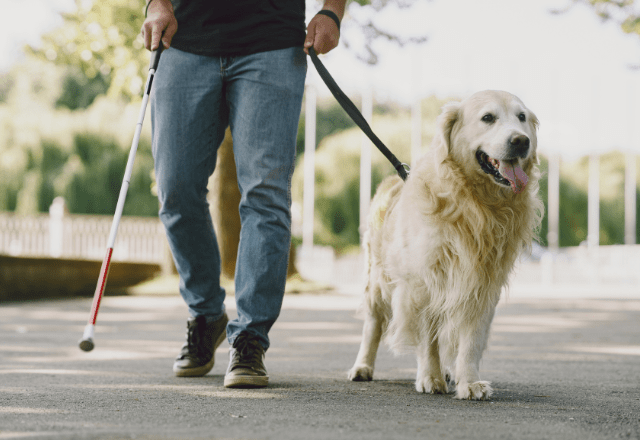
[224,333,269,388]
[173,313,228,377]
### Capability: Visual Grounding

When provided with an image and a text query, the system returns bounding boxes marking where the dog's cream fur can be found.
[347,90,544,400]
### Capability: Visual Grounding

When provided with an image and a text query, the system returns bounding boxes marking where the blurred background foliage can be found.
[0,0,638,252]
[27,0,148,103]
[573,0,640,37]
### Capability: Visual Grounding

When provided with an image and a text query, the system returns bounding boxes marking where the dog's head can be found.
[435,90,539,195]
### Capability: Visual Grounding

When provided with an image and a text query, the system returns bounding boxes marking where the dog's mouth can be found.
[476,150,528,194]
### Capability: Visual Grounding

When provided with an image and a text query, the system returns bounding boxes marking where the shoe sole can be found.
[224,375,269,388]
[173,328,227,377]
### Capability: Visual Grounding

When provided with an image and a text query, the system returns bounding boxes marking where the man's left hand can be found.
[304,13,341,55]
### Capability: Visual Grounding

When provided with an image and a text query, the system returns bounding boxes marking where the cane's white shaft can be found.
[79,58,159,352]
[107,72,154,248]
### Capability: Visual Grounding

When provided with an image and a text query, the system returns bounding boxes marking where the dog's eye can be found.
[481,113,495,124]
[518,113,526,122]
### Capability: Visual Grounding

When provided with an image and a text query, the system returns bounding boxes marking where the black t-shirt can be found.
[169,0,307,57]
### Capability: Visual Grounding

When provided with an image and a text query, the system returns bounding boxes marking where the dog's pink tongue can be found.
[501,161,528,194]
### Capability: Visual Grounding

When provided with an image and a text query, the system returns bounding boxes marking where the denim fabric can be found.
[151,47,307,350]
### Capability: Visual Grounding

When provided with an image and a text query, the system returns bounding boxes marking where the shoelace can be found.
[232,336,263,368]
[183,318,205,356]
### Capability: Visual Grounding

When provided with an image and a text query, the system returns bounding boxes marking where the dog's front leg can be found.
[453,306,495,400]
[348,311,383,381]
[415,328,448,394]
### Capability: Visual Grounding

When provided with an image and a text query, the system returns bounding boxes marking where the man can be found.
[141,0,345,388]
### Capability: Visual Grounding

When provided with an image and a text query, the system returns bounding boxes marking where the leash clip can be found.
[396,163,410,181]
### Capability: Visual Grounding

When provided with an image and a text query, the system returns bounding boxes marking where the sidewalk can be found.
[1,287,639,439]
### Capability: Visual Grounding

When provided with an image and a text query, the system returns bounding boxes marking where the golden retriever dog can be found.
[347,90,544,400]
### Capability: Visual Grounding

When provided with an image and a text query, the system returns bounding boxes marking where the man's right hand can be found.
[141,0,178,51]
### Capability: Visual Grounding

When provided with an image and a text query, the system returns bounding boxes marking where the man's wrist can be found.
[321,0,346,20]
[316,10,341,31]
[145,0,173,17]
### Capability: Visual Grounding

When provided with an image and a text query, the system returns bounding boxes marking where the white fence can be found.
[0,198,166,264]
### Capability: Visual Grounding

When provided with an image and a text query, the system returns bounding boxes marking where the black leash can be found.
[308,47,409,181]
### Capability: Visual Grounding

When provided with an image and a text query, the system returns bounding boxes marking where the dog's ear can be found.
[434,101,461,158]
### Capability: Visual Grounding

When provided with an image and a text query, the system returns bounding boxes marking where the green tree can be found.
[28,0,148,102]
[341,0,428,64]
[557,0,640,69]
[576,0,640,35]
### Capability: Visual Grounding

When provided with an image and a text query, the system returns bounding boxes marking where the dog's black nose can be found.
[509,134,530,158]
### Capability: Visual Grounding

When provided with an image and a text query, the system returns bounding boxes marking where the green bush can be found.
[62,132,157,216]
[0,132,157,217]
[55,68,110,110]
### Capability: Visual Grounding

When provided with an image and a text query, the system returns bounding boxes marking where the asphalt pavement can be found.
[1,286,639,439]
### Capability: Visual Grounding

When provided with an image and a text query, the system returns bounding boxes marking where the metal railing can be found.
[0,198,166,264]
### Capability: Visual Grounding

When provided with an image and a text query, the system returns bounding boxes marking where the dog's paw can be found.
[454,381,493,400]
[415,375,448,394]
[348,365,374,381]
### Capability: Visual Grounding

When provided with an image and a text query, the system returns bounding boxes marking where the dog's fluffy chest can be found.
[382,181,524,298]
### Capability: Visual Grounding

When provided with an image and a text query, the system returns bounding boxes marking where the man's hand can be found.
[304,1,346,55]
[141,0,178,51]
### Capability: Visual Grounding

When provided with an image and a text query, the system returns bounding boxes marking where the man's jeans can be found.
[151,47,307,350]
